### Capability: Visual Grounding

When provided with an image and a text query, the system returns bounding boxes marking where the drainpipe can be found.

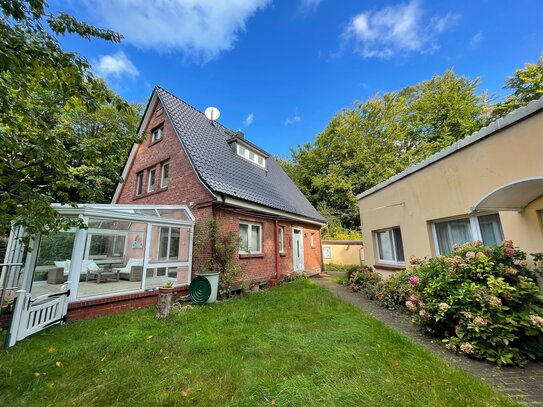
[274,219,280,281]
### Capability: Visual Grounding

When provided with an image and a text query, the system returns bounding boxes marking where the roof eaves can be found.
[356,96,543,201]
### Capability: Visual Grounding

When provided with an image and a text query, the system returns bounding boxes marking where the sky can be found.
[55,0,542,157]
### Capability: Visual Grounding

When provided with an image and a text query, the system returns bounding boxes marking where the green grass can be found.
[0,280,516,406]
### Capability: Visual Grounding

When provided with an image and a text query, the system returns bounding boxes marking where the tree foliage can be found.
[0,1,141,236]
[283,70,485,231]
[492,53,543,118]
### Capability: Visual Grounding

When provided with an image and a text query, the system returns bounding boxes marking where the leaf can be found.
[392,362,400,369]
[55,361,62,368]
[146,335,153,341]
[48,346,57,353]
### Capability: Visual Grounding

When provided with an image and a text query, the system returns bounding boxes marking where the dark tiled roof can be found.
[156,87,326,223]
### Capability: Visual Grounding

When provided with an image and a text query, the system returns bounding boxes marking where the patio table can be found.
[87,270,121,284]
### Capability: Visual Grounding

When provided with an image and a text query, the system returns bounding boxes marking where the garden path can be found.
[314,272,543,406]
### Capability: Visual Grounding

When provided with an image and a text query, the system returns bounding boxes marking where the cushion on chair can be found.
[54,260,71,276]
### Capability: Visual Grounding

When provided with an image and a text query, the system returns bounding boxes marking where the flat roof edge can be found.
[356,96,543,201]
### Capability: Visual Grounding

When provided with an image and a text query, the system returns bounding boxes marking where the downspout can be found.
[274,219,280,281]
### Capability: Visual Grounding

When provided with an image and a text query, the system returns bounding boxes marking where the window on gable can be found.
[433,214,504,255]
[136,172,144,196]
[152,127,163,143]
[161,162,170,188]
[148,167,156,192]
[375,227,405,265]
[236,143,265,168]
[278,226,285,253]
[239,221,262,254]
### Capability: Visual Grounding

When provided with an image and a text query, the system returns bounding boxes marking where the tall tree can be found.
[283,70,484,233]
[0,1,138,236]
[492,53,543,119]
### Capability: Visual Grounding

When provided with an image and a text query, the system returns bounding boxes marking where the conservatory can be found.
[1,204,195,347]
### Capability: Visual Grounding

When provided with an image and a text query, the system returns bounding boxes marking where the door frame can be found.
[292,227,304,271]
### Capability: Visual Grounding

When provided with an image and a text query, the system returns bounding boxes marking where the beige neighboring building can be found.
[322,240,364,266]
[357,97,543,273]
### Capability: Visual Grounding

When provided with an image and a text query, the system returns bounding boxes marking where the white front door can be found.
[292,228,304,271]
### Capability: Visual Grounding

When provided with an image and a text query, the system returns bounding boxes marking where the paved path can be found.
[313,272,543,406]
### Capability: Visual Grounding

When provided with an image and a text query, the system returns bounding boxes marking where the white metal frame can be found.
[292,227,304,271]
[374,226,405,266]
[27,205,195,303]
[431,212,504,255]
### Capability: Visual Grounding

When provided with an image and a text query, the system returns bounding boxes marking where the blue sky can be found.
[56,0,542,157]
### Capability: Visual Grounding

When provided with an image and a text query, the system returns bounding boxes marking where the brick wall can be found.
[67,287,189,321]
[216,208,323,282]
[115,98,215,208]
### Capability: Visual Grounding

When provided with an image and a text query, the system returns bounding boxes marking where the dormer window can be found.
[152,127,163,143]
[237,144,265,168]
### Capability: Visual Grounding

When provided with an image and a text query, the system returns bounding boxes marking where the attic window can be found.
[152,127,163,143]
[237,144,265,168]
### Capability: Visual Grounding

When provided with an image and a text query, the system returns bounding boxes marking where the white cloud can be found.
[84,0,270,63]
[301,0,324,12]
[244,113,254,126]
[469,31,483,48]
[284,112,301,126]
[93,51,139,79]
[342,1,458,58]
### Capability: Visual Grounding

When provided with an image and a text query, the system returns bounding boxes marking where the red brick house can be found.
[113,87,326,284]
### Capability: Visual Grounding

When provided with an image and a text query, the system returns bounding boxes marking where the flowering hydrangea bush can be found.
[406,241,543,366]
[346,266,382,295]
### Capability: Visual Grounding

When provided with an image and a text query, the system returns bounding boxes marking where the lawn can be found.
[0,279,516,406]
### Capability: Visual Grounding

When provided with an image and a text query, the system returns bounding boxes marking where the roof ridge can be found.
[155,86,236,136]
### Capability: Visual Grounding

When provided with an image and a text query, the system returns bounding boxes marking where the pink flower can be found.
[504,247,515,257]
[473,240,482,245]
[465,251,476,259]
[409,276,419,285]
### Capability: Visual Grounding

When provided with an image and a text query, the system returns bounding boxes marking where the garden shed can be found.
[0,204,195,347]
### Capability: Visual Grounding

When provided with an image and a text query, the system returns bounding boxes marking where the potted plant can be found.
[158,280,175,294]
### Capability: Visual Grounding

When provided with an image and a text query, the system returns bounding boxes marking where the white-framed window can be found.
[310,233,315,248]
[148,168,156,192]
[236,144,266,168]
[433,213,504,255]
[278,226,285,253]
[375,227,405,265]
[152,127,163,142]
[239,221,262,254]
[136,172,144,196]
[161,162,170,188]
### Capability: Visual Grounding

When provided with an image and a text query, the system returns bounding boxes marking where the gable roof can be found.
[357,95,543,201]
[133,87,326,224]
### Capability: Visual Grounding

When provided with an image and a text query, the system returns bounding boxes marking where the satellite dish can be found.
[205,106,220,121]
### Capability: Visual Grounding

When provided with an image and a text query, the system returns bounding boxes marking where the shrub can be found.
[346,266,382,296]
[406,241,543,366]
[375,268,418,310]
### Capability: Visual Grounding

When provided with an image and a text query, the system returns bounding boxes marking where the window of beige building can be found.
[375,227,404,265]
[433,213,504,255]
